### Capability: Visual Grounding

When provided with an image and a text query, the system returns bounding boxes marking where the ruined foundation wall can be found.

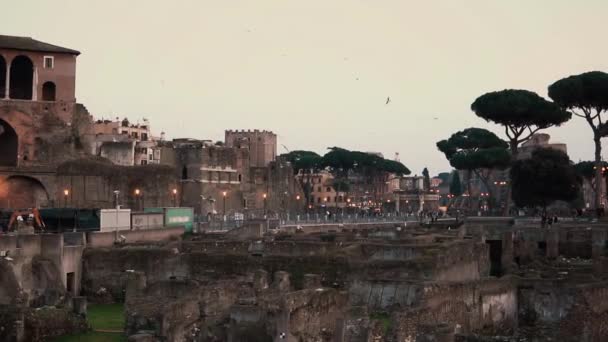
[392,278,517,341]
[56,159,178,209]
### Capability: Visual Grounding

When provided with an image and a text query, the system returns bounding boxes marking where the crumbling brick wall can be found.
[56,158,178,208]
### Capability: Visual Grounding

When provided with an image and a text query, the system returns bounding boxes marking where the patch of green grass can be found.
[88,304,125,331]
[52,331,126,342]
[52,304,126,342]
[370,312,392,333]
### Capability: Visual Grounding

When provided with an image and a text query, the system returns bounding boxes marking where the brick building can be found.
[161,132,302,216]
[92,118,161,166]
[225,129,277,168]
[0,35,94,208]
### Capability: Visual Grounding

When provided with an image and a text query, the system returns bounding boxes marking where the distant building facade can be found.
[92,118,162,166]
[225,129,277,168]
[161,132,302,216]
[519,133,567,159]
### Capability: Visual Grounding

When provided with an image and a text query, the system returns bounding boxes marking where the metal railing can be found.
[195,213,425,232]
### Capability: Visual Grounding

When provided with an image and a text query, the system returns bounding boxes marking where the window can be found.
[43,56,54,69]
[317,197,321,203]
[42,81,56,101]
[121,130,128,135]
[131,132,139,139]
[149,154,153,160]
[317,186,321,192]
[141,133,148,141]
[326,187,331,192]
[141,160,147,165]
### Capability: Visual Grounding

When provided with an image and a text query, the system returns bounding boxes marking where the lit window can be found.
[43,56,54,69]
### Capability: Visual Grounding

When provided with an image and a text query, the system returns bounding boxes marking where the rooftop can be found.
[0,35,80,55]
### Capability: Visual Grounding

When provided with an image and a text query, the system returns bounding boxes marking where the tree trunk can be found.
[594,134,603,216]
[504,140,518,216]
[476,169,495,214]
[466,169,473,213]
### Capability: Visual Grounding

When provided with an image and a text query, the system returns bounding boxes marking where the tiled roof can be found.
[0,35,80,55]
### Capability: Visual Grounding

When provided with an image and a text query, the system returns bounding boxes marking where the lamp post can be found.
[63,189,69,208]
[296,195,301,216]
[113,190,120,234]
[222,191,227,218]
[200,195,205,218]
[263,193,267,217]
[134,188,141,211]
[172,188,178,207]
[295,195,301,220]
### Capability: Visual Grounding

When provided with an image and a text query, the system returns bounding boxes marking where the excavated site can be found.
[68,218,608,341]
[3,219,608,341]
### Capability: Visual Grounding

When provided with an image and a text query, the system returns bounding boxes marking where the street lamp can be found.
[172,188,178,207]
[63,189,69,208]
[263,193,267,216]
[113,190,120,233]
[113,190,120,208]
[222,191,227,217]
[295,195,301,215]
[134,188,142,210]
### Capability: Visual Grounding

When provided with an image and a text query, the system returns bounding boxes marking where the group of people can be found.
[541,214,559,227]
[419,210,443,223]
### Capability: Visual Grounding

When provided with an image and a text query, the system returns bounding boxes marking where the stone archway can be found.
[0,118,18,166]
[9,55,34,100]
[0,176,50,209]
[0,55,6,98]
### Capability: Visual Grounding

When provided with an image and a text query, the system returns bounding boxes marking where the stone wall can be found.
[56,158,178,209]
[518,279,608,341]
[391,278,517,341]
[86,226,184,248]
[0,233,83,306]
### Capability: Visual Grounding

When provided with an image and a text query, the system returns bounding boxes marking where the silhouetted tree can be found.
[437,128,511,211]
[450,171,463,197]
[281,150,322,208]
[511,148,581,217]
[549,71,608,212]
[575,160,608,204]
[471,89,572,214]
[422,168,431,191]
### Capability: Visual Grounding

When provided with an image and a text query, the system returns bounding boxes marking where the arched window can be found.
[181,166,188,180]
[9,56,33,100]
[238,174,242,182]
[0,176,49,209]
[0,55,6,98]
[0,119,18,166]
[42,81,56,101]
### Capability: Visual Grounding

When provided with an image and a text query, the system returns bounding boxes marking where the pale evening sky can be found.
[4,0,608,175]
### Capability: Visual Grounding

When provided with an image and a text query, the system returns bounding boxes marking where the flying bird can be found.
[385,97,391,104]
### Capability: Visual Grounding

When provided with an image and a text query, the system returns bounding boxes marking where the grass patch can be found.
[88,304,125,331]
[52,304,126,342]
[52,331,126,342]
[370,312,392,333]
